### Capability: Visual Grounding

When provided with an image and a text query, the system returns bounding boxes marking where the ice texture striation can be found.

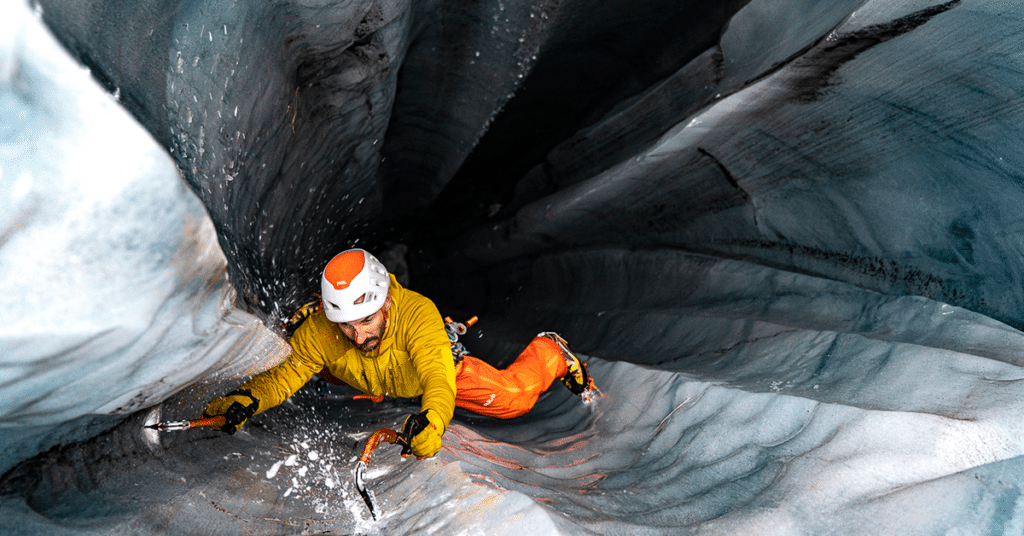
[4,0,1024,534]
[0,0,287,469]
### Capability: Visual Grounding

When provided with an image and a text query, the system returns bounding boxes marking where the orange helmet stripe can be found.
[324,250,366,290]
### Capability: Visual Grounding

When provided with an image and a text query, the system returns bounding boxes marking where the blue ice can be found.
[4,0,1024,534]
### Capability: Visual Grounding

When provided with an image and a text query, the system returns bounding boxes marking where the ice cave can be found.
[4,0,1024,534]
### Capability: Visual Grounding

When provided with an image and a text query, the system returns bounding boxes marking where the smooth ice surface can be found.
[5,0,1024,534]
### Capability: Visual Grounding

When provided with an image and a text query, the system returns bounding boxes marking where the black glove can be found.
[203,389,260,434]
[399,410,442,458]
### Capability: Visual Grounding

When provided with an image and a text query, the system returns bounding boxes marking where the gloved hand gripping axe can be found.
[353,412,430,520]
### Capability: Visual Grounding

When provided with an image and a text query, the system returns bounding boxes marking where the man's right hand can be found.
[203,389,260,434]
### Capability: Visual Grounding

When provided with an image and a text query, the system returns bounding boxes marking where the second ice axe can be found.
[145,416,227,432]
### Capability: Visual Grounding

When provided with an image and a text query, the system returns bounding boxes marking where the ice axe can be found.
[353,412,429,520]
[145,415,227,431]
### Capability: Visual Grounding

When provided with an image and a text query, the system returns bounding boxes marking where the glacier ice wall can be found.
[5,0,1024,534]
[0,0,287,469]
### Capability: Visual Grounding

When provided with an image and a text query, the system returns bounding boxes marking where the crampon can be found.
[540,332,599,404]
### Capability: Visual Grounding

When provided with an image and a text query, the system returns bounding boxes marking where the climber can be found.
[202,248,596,458]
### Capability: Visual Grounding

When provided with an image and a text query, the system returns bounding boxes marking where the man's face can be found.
[336,295,390,352]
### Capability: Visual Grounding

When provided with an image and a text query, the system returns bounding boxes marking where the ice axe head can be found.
[353,461,379,520]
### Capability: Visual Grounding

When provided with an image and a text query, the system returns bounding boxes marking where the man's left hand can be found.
[401,410,444,458]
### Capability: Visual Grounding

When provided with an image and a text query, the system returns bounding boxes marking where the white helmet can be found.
[321,249,390,323]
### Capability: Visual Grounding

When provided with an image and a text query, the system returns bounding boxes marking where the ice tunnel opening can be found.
[7,0,1024,534]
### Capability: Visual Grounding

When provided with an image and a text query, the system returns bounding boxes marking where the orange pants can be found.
[454,335,568,419]
[317,336,567,419]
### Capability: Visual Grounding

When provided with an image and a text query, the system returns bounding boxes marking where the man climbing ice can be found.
[203,248,596,458]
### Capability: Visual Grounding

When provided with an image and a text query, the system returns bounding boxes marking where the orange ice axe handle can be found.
[355,417,423,468]
[359,428,400,466]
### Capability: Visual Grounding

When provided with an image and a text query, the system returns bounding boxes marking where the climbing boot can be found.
[539,332,597,403]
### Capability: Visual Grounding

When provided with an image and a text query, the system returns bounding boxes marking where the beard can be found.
[356,336,381,352]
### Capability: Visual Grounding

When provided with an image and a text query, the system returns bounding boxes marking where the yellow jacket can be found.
[238,274,457,431]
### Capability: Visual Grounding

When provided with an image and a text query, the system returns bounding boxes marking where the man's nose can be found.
[353,327,369,344]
